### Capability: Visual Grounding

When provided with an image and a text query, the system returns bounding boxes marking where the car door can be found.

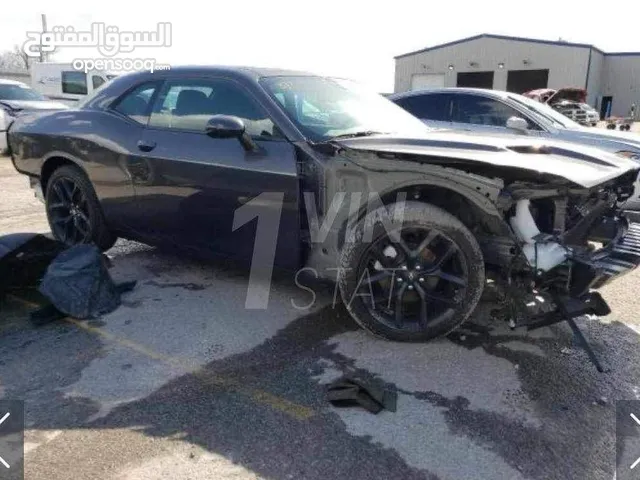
[129,76,301,269]
[83,80,161,230]
[450,93,542,136]
[393,93,452,129]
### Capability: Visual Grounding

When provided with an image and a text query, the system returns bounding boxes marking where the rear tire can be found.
[45,165,117,251]
[338,201,485,342]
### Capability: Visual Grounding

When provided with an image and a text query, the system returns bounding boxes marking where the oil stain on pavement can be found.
[1,243,640,479]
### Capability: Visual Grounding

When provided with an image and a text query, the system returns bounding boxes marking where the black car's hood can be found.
[333,131,639,189]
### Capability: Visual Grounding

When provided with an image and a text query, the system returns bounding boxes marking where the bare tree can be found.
[0,44,58,72]
[0,45,32,71]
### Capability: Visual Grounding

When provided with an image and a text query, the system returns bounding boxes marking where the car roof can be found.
[390,87,512,100]
[119,65,320,84]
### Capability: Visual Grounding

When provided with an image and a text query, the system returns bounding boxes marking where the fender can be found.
[36,151,100,205]
[303,156,513,279]
[41,150,87,179]
[343,174,505,230]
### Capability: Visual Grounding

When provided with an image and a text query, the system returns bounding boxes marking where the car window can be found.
[394,94,451,121]
[92,76,106,90]
[62,71,88,95]
[149,79,278,138]
[112,83,158,124]
[508,94,581,129]
[452,94,539,130]
[261,76,429,141]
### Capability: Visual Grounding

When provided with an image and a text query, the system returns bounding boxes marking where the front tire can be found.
[45,165,117,251]
[338,201,485,342]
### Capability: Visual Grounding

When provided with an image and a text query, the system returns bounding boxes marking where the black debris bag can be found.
[327,376,397,414]
[0,233,67,298]
[38,244,128,319]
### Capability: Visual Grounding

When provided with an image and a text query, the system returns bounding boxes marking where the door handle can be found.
[137,140,156,152]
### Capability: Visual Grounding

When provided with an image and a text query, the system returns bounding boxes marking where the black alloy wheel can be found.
[45,165,117,251]
[47,176,92,245]
[356,226,468,333]
[339,201,485,342]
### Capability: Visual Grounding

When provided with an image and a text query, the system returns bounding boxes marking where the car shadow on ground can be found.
[1,242,640,479]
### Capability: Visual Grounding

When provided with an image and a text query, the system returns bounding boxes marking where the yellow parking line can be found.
[7,294,316,420]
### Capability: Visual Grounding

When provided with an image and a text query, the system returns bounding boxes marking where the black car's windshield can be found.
[260,76,430,142]
[0,83,47,101]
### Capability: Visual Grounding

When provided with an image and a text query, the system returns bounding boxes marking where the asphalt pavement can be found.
[1,157,640,480]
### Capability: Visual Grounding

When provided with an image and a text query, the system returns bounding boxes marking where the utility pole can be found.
[40,14,47,63]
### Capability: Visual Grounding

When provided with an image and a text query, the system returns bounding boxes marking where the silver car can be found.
[390,87,640,208]
[0,79,68,154]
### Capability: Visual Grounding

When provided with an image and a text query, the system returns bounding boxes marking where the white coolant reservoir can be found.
[509,199,568,272]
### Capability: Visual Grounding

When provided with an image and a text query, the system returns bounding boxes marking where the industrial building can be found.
[394,34,640,118]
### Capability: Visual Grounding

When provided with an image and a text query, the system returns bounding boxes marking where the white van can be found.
[31,63,116,105]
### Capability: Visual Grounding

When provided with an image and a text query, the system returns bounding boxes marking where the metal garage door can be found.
[410,74,445,91]
[506,69,549,93]
[457,71,494,89]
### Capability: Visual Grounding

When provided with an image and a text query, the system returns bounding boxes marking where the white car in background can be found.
[554,100,600,126]
[0,79,68,154]
[30,62,116,106]
[523,87,599,126]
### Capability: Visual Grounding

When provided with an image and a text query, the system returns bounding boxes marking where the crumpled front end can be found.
[500,166,640,305]
[497,172,640,371]
[569,219,640,291]
[331,132,640,305]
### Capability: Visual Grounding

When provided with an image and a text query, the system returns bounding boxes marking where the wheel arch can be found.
[40,152,87,194]
[337,180,510,251]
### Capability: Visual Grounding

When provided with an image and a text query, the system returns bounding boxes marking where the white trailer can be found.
[30,63,115,105]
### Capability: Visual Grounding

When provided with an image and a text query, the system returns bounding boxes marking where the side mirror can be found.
[506,116,529,133]
[205,114,257,151]
[205,114,245,138]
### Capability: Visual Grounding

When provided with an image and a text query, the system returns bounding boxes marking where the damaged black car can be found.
[7,67,640,351]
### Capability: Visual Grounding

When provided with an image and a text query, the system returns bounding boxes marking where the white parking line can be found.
[0,412,10,469]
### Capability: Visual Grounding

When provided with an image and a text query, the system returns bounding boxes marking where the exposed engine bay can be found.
[501,171,637,283]
[487,172,640,371]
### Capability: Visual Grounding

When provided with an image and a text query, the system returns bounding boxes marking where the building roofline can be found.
[393,33,622,59]
[394,34,486,59]
[605,52,640,57]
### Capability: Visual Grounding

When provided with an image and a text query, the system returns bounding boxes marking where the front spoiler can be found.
[568,219,640,295]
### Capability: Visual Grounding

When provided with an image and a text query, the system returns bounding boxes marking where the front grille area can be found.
[600,222,640,274]
[574,222,640,291]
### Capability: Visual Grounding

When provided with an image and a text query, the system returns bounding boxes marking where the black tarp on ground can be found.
[0,234,66,299]
[39,244,127,319]
[1,235,134,321]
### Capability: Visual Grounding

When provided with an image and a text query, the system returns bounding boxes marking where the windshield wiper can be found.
[329,130,388,140]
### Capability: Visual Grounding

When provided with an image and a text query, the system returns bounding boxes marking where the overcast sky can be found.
[3,1,639,92]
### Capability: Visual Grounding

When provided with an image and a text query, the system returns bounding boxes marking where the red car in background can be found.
[524,87,599,126]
